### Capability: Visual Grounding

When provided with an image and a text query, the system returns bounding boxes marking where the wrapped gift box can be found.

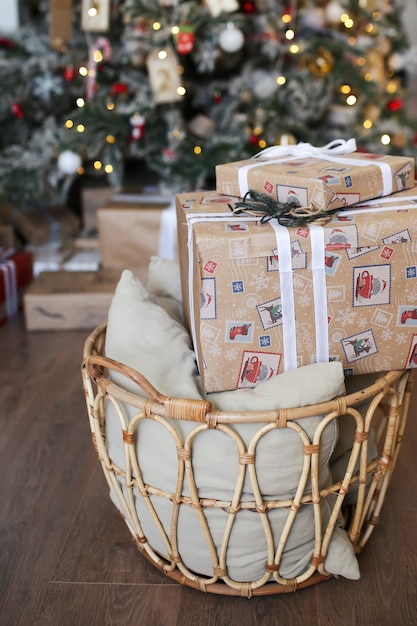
[97,195,177,283]
[215,141,414,213]
[176,188,417,393]
[15,206,81,246]
[24,269,120,331]
[0,249,33,323]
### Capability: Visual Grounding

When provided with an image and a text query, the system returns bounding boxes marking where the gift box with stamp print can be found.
[176,188,417,394]
[24,269,120,331]
[215,139,415,214]
[97,195,177,283]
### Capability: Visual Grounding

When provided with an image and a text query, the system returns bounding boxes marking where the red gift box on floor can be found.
[0,249,33,323]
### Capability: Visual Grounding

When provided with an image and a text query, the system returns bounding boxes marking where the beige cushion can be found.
[104,264,360,582]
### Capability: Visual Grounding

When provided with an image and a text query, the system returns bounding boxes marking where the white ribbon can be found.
[309,225,329,364]
[237,137,393,200]
[0,260,18,319]
[268,221,298,371]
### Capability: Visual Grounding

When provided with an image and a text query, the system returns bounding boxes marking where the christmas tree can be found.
[1,0,416,213]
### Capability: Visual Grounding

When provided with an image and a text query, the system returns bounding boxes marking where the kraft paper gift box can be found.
[97,197,177,283]
[0,249,33,323]
[15,207,81,246]
[176,188,417,394]
[24,269,120,331]
[215,139,415,214]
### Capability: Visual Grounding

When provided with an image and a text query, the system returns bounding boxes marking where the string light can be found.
[93,50,103,63]
[363,119,373,129]
[346,95,357,106]
[107,102,115,110]
[381,134,391,145]
[104,164,113,173]
[158,50,168,60]
[289,44,299,54]
[79,66,88,77]
[276,75,286,85]
[258,139,267,149]
[106,134,116,143]
[65,119,74,129]
[177,86,186,96]
[76,124,85,132]
[94,160,102,169]
[153,21,161,31]
[340,84,351,94]
[285,29,295,40]
[194,146,202,154]
[76,97,85,108]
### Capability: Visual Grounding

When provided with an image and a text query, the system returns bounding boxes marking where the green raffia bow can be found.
[229,189,340,227]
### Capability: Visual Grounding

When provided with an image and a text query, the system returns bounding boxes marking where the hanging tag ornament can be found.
[175,24,195,55]
[130,113,145,141]
[147,47,182,104]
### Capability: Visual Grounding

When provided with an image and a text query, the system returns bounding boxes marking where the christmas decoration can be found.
[57,150,82,174]
[0,0,416,213]
[218,23,245,53]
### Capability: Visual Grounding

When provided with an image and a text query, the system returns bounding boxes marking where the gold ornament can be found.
[275,132,297,146]
[307,48,335,77]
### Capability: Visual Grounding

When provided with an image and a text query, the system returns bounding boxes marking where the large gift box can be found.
[0,249,33,323]
[24,269,120,331]
[177,188,417,393]
[15,206,81,246]
[98,196,177,283]
[215,139,414,213]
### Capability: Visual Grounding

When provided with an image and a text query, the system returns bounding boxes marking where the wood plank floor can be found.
[1,313,417,626]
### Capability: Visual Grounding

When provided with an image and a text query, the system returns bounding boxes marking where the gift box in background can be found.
[215,142,414,213]
[176,189,417,393]
[24,269,120,331]
[0,249,33,323]
[97,195,177,283]
[15,206,81,246]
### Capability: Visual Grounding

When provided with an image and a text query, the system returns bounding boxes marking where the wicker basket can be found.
[82,322,412,597]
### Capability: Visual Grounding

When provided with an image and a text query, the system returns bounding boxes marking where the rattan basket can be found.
[82,321,412,597]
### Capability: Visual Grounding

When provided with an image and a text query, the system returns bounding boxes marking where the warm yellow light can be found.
[64,119,74,129]
[158,50,168,60]
[76,124,85,133]
[107,102,115,110]
[346,95,357,106]
[194,146,202,154]
[177,86,186,96]
[381,134,391,145]
[171,26,179,35]
[258,139,267,149]
[78,66,88,76]
[276,75,286,85]
[253,126,263,136]
[341,13,349,22]
[104,164,113,173]
[363,119,373,129]
[76,97,85,108]
[87,7,97,17]
[77,166,85,175]
[365,23,374,33]
[289,44,299,54]
[373,11,382,20]
[356,57,366,67]
[94,160,102,169]
[386,81,398,94]
[106,135,116,143]
[153,21,161,30]
[282,13,292,24]
[340,84,351,94]
[344,18,354,28]
[364,72,374,82]
[285,29,295,40]
[93,50,103,63]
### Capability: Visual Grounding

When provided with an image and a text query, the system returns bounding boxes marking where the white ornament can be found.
[57,150,82,175]
[219,23,244,53]
[252,70,277,99]
[325,1,343,24]
[388,52,405,72]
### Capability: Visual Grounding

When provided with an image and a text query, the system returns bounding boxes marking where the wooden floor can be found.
[1,313,417,626]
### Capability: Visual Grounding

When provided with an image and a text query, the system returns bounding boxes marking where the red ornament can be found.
[63,65,76,82]
[0,37,17,49]
[249,134,258,144]
[241,0,257,13]
[387,98,403,112]
[11,102,23,119]
[213,90,222,103]
[111,83,128,95]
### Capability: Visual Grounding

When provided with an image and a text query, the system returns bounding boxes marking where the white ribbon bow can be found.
[253,138,357,160]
